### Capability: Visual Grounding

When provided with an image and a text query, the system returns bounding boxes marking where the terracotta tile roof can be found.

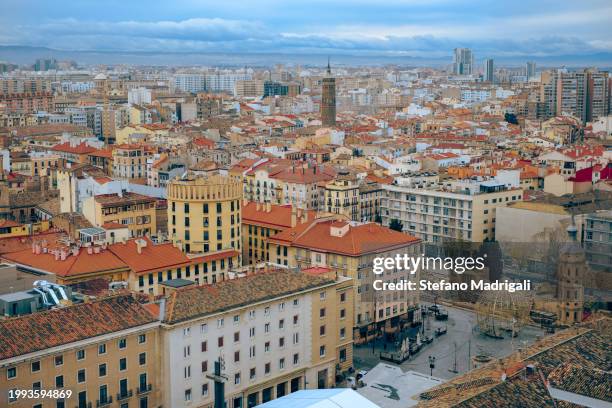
[164,270,334,324]
[242,202,317,230]
[2,246,128,277]
[269,219,420,256]
[0,220,23,228]
[0,232,66,255]
[52,142,97,155]
[108,237,192,274]
[547,364,611,403]
[94,192,156,207]
[0,295,157,360]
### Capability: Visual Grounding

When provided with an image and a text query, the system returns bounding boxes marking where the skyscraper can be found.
[485,58,494,82]
[526,61,536,79]
[321,58,337,127]
[453,48,474,75]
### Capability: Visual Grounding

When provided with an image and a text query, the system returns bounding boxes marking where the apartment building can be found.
[268,218,421,343]
[583,210,612,272]
[112,144,152,181]
[83,192,157,238]
[382,179,523,243]
[323,170,359,221]
[0,295,161,408]
[160,270,353,408]
[167,173,242,262]
[241,201,316,265]
[242,161,336,210]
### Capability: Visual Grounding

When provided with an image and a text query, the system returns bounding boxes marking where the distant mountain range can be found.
[1,45,612,69]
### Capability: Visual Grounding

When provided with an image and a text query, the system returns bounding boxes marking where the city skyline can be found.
[1,0,612,65]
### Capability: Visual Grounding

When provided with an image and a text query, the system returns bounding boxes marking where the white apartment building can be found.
[382,178,523,243]
[160,271,353,408]
[174,74,207,94]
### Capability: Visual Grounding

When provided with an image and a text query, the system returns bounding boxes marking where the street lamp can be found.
[428,355,436,376]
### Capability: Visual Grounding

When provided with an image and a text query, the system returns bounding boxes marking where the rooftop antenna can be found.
[327,56,331,75]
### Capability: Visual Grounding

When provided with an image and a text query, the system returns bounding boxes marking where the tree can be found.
[389,219,403,232]
[504,113,519,125]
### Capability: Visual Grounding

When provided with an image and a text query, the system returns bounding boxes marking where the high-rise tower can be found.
[321,58,336,127]
[484,58,494,83]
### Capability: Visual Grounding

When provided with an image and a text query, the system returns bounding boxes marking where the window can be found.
[234,332,240,342]
[340,292,346,302]
[217,318,224,328]
[233,315,240,324]
[264,323,270,333]
[340,309,346,319]
[184,346,191,357]
[7,366,16,379]
[293,333,299,344]
[138,334,146,344]
[340,328,346,339]
[31,361,40,372]
[201,361,208,372]
[265,341,270,352]
[118,338,127,349]
[183,327,191,336]
[54,355,63,366]
[98,344,106,355]
[293,315,299,325]
[279,358,285,369]
[55,375,64,388]
[320,325,326,336]
[218,337,224,347]
[119,357,127,371]
[184,365,191,379]
[76,349,85,360]
[279,319,284,329]
[200,323,208,333]
[234,351,240,362]
[99,363,107,377]
[293,353,299,365]
[139,352,147,365]
[249,345,256,358]
[320,291,326,300]
[201,384,209,396]
[279,337,285,348]
[319,346,326,357]
[293,299,299,307]
[77,369,86,383]
[339,348,347,363]
[265,363,271,374]
[250,368,256,380]
[320,308,326,318]
[201,341,207,352]
[234,373,241,385]
[184,389,192,401]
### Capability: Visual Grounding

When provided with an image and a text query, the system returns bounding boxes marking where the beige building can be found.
[323,170,360,221]
[112,144,152,181]
[0,295,161,408]
[268,218,421,343]
[83,192,157,238]
[382,181,523,243]
[167,173,242,263]
[159,270,354,408]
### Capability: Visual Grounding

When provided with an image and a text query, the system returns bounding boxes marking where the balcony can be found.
[137,384,153,395]
[117,390,133,401]
[96,397,113,408]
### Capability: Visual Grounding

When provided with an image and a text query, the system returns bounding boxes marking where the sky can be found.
[1,0,612,60]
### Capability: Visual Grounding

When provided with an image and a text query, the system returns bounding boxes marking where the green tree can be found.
[504,112,519,125]
[389,219,403,232]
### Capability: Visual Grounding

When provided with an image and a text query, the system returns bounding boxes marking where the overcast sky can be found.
[1,0,611,59]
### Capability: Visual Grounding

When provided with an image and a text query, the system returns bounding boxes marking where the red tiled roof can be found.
[108,237,192,275]
[52,142,97,155]
[269,219,420,256]
[2,246,128,277]
[0,295,157,360]
[242,202,317,230]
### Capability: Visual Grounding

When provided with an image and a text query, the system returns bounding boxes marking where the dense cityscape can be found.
[0,1,611,407]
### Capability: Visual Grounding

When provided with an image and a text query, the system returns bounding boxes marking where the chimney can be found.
[291,205,297,227]
[256,201,261,211]
[301,210,308,224]
[136,238,147,254]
